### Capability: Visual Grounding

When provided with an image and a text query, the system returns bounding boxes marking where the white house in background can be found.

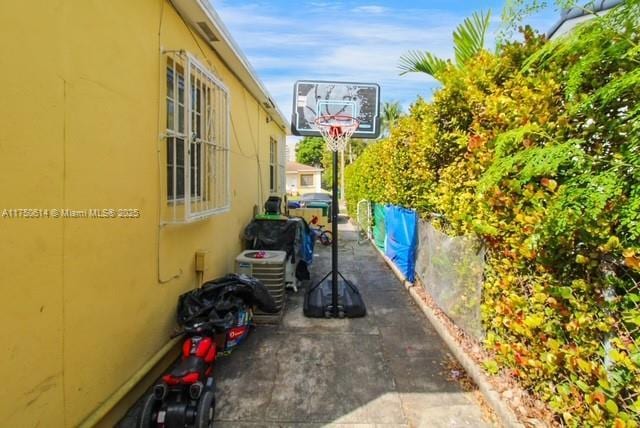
[547,0,622,39]
[286,161,323,195]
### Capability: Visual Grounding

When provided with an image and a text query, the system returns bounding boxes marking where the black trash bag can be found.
[243,219,297,254]
[243,218,315,281]
[177,274,279,326]
[296,260,310,281]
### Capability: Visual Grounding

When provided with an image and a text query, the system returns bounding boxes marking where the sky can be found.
[213,0,563,149]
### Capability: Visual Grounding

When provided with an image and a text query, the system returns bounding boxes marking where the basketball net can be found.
[314,115,359,152]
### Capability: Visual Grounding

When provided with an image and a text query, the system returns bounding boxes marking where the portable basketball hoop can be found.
[314,114,359,152]
[291,80,379,319]
[304,114,366,319]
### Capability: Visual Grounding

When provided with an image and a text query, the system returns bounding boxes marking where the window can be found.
[165,52,230,222]
[269,138,277,192]
[166,60,186,199]
[278,137,286,193]
[300,174,314,187]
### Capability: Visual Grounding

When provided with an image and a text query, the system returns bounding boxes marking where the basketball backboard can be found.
[291,80,381,139]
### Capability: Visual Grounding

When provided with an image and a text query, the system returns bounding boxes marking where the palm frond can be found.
[398,50,447,78]
[453,10,491,66]
[383,101,402,122]
[381,101,403,137]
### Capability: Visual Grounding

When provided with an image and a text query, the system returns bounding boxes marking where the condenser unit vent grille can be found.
[235,250,287,323]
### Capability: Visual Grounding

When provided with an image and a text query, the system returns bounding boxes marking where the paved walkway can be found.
[211,219,491,427]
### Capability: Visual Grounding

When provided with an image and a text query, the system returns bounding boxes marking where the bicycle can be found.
[309,216,332,246]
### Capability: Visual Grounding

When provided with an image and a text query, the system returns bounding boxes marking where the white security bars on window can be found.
[165,52,230,223]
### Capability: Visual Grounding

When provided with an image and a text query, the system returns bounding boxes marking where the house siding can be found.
[0,1,285,426]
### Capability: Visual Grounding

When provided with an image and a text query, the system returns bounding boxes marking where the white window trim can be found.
[300,173,315,187]
[269,137,277,193]
[185,53,231,221]
[278,136,286,193]
[164,52,231,224]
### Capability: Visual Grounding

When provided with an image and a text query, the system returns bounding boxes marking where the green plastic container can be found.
[255,214,288,221]
[373,203,386,250]
[307,201,330,218]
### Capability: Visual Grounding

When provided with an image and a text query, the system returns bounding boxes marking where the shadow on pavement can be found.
[119,216,491,428]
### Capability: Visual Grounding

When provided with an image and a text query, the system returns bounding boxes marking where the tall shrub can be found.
[346,4,640,426]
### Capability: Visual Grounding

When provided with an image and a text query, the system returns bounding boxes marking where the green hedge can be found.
[346,4,640,427]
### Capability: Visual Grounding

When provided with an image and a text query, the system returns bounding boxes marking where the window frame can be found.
[300,173,315,188]
[269,137,277,193]
[164,52,231,223]
[278,136,286,193]
[166,59,187,202]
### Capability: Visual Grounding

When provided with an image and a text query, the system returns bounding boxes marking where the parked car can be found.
[299,192,331,205]
[287,200,301,209]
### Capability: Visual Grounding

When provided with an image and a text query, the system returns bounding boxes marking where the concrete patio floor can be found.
[211,218,492,428]
[120,217,493,428]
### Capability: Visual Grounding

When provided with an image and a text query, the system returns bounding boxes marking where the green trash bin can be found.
[307,201,331,222]
[373,203,386,250]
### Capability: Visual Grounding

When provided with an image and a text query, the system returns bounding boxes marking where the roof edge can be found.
[286,168,324,173]
[546,0,623,38]
[171,0,290,133]
[286,161,324,172]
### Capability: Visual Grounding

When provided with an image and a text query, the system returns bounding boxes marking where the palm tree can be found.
[380,101,403,138]
[398,11,492,81]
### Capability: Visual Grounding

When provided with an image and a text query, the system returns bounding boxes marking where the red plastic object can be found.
[181,372,200,384]
[182,338,192,357]
[228,326,248,340]
[162,374,180,385]
[195,338,212,358]
[204,343,217,363]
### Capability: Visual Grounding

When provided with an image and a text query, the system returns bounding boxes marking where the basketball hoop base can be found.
[304,272,366,318]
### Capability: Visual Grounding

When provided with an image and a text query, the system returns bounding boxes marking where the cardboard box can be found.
[288,208,328,226]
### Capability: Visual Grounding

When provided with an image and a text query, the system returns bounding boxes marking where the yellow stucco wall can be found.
[0,1,285,426]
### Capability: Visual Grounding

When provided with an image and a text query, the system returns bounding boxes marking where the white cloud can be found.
[353,5,388,15]
[213,3,290,28]
[211,1,503,123]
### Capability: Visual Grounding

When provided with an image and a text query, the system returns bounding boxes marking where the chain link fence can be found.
[353,201,640,420]
[356,200,372,244]
[354,203,485,340]
[415,220,485,341]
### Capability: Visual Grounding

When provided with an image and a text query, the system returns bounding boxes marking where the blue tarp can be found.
[384,205,418,282]
[299,220,315,265]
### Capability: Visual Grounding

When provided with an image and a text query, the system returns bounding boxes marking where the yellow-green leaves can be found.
[347,6,640,426]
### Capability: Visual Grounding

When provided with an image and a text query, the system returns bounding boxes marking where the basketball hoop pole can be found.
[326,123,348,315]
[330,142,339,314]
[303,116,366,319]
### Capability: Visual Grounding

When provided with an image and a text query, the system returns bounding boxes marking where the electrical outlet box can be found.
[195,250,208,273]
